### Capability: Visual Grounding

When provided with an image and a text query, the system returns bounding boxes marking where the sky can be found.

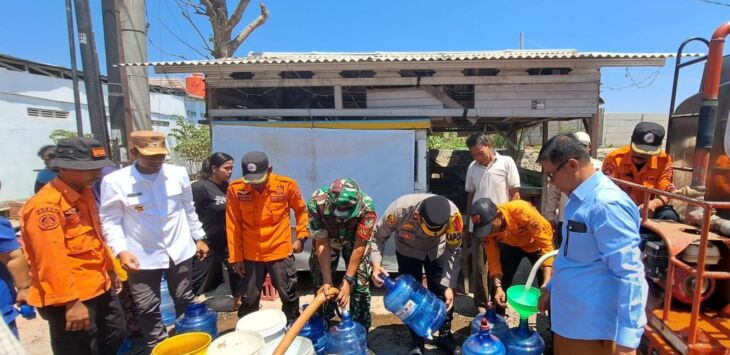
[1,0,728,113]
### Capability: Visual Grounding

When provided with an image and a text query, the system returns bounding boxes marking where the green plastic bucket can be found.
[506,285,541,319]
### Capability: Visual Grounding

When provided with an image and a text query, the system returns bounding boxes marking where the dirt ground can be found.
[18,261,551,355]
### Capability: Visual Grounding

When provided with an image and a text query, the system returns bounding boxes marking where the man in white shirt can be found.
[542,131,602,247]
[99,131,209,351]
[464,133,521,310]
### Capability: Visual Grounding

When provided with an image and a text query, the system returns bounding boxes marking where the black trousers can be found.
[38,289,127,355]
[653,205,680,221]
[238,255,299,322]
[499,243,545,290]
[395,252,454,339]
[192,251,243,297]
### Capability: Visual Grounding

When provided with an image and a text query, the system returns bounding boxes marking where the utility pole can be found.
[519,32,524,50]
[65,0,83,136]
[73,0,110,149]
[119,0,152,132]
[102,0,132,163]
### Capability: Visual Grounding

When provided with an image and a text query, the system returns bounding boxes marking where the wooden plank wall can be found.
[366,88,443,109]
[475,81,599,118]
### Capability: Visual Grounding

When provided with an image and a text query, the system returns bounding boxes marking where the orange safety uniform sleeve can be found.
[656,154,674,192]
[519,205,555,267]
[226,181,245,264]
[602,152,620,178]
[287,180,309,240]
[484,235,503,279]
[22,203,80,305]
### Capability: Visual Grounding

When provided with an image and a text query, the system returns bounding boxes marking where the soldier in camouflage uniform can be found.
[308,178,376,330]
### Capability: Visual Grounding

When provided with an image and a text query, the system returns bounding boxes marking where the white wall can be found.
[601,113,668,147]
[0,68,193,202]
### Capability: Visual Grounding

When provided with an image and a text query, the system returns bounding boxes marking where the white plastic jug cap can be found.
[207,330,264,355]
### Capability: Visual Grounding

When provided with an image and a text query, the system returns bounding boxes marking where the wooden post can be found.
[334,85,343,109]
[541,121,549,211]
[590,112,601,158]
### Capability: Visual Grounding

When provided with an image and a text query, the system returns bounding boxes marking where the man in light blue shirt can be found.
[537,133,648,355]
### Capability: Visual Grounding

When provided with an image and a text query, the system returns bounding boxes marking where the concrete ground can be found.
[17,259,551,354]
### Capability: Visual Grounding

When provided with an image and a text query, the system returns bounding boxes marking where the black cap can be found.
[241,151,269,184]
[49,138,115,170]
[631,122,665,156]
[419,195,451,233]
[471,198,499,239]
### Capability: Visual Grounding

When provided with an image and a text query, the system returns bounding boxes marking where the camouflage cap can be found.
[329,177,364,219]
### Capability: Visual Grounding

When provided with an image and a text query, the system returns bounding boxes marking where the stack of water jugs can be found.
[325,273,449,355]
[464,307,545,354]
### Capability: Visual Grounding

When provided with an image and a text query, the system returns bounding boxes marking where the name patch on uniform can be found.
[126,192,143,197]
[270,194,286,202]
[237,191,252,201]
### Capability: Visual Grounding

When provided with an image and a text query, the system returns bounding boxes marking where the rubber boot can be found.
[408,330,425,355]
[436,319,462,354]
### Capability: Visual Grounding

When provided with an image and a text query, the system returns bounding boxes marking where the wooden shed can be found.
[125,49,670,150]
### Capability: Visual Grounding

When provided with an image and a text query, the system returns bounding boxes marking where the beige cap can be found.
[130,131,170,156]
[574,131,591,146]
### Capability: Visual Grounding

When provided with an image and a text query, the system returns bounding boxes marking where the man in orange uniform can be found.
[602,122,679,221]
[226,151,309,321]
[471,198,554,312]
[20,138,126,355]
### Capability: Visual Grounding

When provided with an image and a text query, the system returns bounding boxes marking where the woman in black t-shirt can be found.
[191,152,241,306]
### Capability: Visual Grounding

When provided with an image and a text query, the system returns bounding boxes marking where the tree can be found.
[169,116,211,162]
[49,129,92,143]
[177,0,269,58]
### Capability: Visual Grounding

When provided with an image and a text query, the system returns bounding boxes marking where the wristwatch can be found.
[343,274,356,287]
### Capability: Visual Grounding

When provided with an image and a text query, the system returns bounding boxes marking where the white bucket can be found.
[236,309,288,344]
[207,330,265,355]
[259,336,315,355]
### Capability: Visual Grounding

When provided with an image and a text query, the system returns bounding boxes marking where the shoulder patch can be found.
[445,232,462,247]
[37,212,60,230]
[362,211,376,228]
[386,213,396,226]
[448,212,463,233]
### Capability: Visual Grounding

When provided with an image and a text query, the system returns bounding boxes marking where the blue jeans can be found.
[7,320,18,339]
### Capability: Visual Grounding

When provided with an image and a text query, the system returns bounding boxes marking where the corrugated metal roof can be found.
[148,77,186,90]
[119,50,680,67]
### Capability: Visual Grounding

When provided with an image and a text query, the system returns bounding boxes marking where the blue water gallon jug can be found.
[326,310,367,355]
[174,303,218,338]
[463,319,506,355]
[116,337,133,355]
[160,275,176,326]
[18,304,36,319]
[294,304,327,355]
[502,317,544,355]
[471,307,508,341]
[381,274,446,339]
